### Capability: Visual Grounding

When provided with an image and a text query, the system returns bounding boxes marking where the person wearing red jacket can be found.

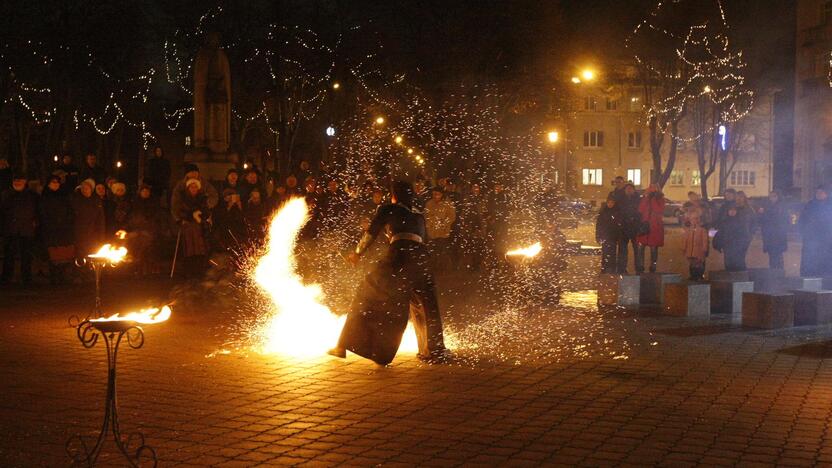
[636,183,665,273]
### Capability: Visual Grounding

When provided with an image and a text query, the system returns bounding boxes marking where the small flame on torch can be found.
[506,242,542,258]
[91,305,172,324]
[88,244,128,263]
[115,230,127,240]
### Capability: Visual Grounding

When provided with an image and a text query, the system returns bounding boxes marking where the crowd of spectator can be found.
[594,174,823,280]
[0,149,540,287]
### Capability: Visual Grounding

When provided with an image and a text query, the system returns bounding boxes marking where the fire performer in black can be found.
[328,180,451,365]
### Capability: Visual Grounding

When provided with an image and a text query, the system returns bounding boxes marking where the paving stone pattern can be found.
[3,276,832,467]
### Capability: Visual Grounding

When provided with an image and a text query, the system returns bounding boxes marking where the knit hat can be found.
[184,163,199,175]
[222,188,237,198]
[111,182,126,195]
[185,178,201,190]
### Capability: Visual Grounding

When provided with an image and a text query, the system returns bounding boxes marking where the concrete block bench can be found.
[708,270,750,282]
[748,268,786,292]
[597,274,640,307]
[711,280,754,320]
[565,240,582,254]
[742,292,794,329]
[784,277,823,292]
[663,282,710,317]
[640,273,682,305]
[792,290,832,326]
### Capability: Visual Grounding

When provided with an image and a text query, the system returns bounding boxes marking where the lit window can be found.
[669,170,685,186]
[583,130,604,148]
[584,96,597,111]
[627,169,642,187]
[690,170,701,186]
[582,168,603,186]
[627,131,642,149]
[606,98,618,111]
[730,170,756,186]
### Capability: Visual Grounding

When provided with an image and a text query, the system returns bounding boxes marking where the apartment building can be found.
[795,0,832,197]
[564,72,774,203]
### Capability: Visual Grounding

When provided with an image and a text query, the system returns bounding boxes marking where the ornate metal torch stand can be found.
[66,319,157,467]
[69,246,126,328]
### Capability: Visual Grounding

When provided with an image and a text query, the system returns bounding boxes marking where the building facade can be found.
[795,0,832,198]
[562,73,774,204]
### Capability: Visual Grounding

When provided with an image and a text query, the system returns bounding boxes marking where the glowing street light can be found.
[547,131,560,143]
[332,82,341,90]
[116,161,123,169]
[581,69,596,81]
[374,116,385,125]
[325,126,336,137]
[571,76,581,84]
[407,148,414,154]
[394,135,403,144]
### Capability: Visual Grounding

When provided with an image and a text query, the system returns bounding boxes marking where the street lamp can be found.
[394,135,403,144]
[332,82,341,90]
[547,131,559,143]
[581,69,596,81]
[374,116,385,125]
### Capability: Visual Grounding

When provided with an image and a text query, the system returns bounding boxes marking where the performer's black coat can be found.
[337,203,445,365]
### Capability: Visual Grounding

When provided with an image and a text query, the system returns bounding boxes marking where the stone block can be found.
[565,240,582,254]
[822,277,832,290]
[711,280,754,319]
[640,273,682,305]
[785,277,823,292]
[663,282,711,317]
[579,245,602,256]
[792,290,832,326]
[747,268,786,292]
[597,274,640,307]
[708,270,750,282]
[741,292,794,329]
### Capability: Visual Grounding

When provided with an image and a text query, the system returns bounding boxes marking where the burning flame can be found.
[88,244,128,263]
[91,305,172,324]
[115,230,127,240]
[506,242,542,258]
[253,197,419,358]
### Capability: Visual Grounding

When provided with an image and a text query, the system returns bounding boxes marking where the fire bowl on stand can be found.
[66,306,170,468]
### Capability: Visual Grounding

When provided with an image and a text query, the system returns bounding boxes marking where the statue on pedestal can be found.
[193,32,231,156]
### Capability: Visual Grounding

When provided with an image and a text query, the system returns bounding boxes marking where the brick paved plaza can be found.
[3,249,832,467]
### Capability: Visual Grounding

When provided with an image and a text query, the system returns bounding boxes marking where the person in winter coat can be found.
[799,187,832,277]
[213,188,246,253]
[243,188,270,245]
[109,182,132,234]
[636,183,665,273]
[596,196,623,274]
[80,153,107,184]
[144,146,171,199]
[39,176,75,284]
[718,191,754,271]
[127,185,165,276]
[424,187,456,271]
[1,174,39,284]
[682,200,709,280]
[174,178,211,278]
[72,179,106,259]
[170,163,219,221]
[222,168,240,193]
[618,183,641,274]
[757,190,790,269]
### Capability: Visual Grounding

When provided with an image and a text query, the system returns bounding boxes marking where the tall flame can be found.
[91,305,172,324]
[88,243,128,263]
[506,242,542,258]
[253,198,419,358]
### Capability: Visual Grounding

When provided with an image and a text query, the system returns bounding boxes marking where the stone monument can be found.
[189,32,234,180]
